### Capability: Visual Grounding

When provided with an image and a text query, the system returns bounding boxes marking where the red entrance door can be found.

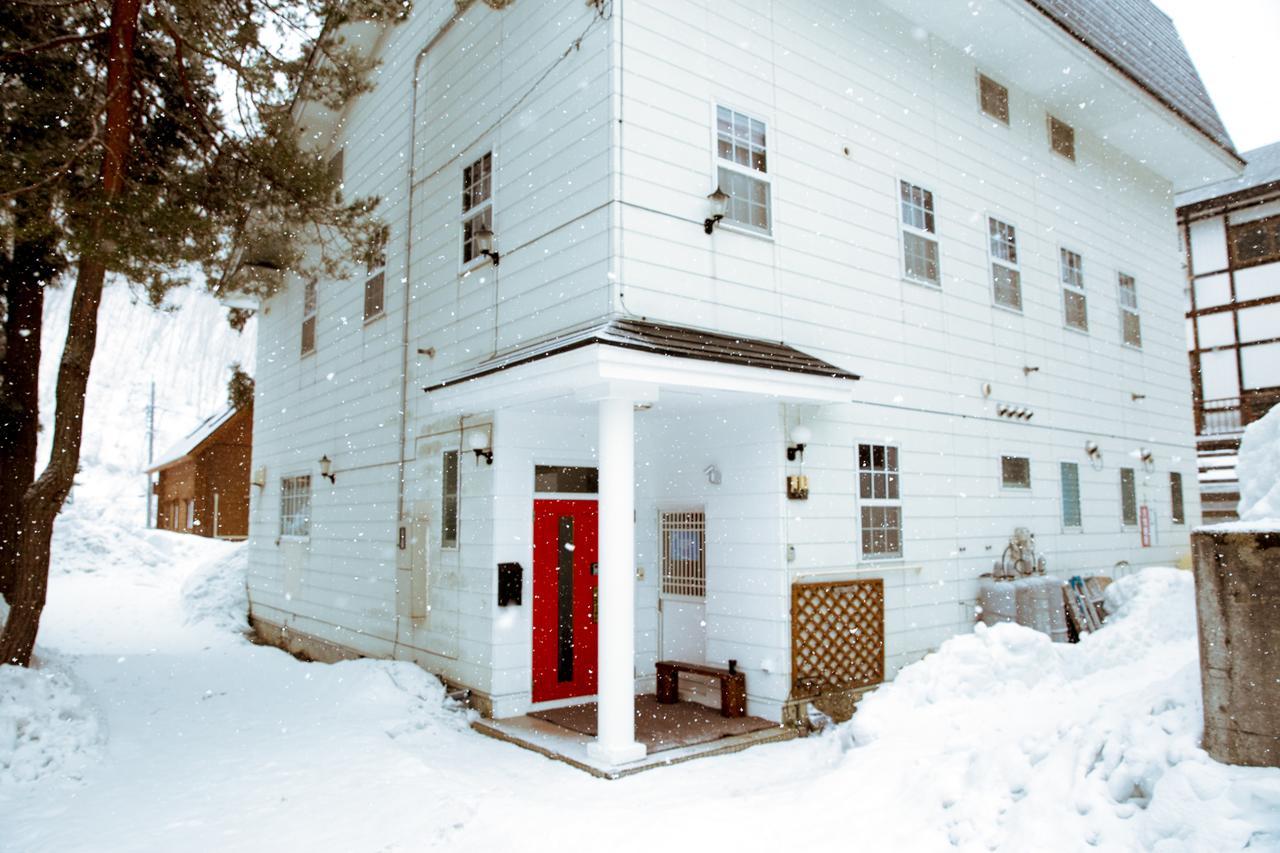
[532,499,598,703]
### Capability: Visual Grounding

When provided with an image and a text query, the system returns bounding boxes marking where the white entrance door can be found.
[657,509,711,704]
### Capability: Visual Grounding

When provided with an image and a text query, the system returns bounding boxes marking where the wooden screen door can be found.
[532,499,599,703]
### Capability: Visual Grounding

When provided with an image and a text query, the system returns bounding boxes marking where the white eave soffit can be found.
[877,0,1241,191]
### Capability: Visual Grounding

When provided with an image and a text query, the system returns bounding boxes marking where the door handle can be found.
[592,587,599,622]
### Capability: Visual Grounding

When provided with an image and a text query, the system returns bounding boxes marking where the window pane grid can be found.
[660,511,706,598]
[462,207,492,264]
[989,218,1017,263]
[718,167,770,232]
[462,153,491,212]
[858,443,902,558]
[1119,273,1142,347]
[900,181,940,285]
[993,264,1022,310]
[280,476,312,537]
[1060,462,1082,528]
[716,106,767,173]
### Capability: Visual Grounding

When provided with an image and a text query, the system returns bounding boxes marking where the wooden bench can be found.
[655,660,747,718]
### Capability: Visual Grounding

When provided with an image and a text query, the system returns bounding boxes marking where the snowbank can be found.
[836,568,1280,851]
[1235,402,1280,525]
[181,545,249,634]
[0,658,102,786]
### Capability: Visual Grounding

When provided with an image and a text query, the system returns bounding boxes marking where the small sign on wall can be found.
[1140,505,1151,547]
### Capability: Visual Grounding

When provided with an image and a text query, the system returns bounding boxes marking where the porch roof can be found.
[425,318,860,393]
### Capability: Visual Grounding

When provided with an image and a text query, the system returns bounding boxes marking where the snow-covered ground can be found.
[3,515,1278,851]
[2,283,1278,851]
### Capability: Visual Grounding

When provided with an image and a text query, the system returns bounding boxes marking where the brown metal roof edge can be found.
[1021,0,1244,167]
[424,320,860,393]
[1177,180,1280,221]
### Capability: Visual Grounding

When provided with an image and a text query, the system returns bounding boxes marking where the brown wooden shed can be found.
[145,404,252,539]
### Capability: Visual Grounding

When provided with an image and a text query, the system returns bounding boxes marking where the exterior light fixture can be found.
[704,187,730,234]
[1131,392,1146,401]
[468,429,493,465]
[319,455,336,484]
[1139,448,1155,471]
[473,225,501,266]
[786,424,812,462]
[1022,365,1040,375]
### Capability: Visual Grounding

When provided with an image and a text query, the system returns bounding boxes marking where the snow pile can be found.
[837,568,1280,851]
[180,545,249,634]
[1236,402,1280,524]
[0,659,101,786]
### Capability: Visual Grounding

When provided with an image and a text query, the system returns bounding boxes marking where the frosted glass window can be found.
[1189,217,1228,274]
[1060,462,1081,528]
[1194,273,1231,309]
[1196,313,1235,348]
[1237,303,1280,343]
[1199,349,1240,399]
[1235,263,1280,302]
[1241,343,1280,389]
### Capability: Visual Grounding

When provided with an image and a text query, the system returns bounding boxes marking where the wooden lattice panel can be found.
[791,578,885,698]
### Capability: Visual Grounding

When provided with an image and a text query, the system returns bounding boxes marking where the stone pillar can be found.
[586,396,645,766]
[1191,530,1280,767]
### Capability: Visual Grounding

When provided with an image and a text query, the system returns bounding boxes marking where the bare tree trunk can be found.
[0,207,58,601]
[0,0,140,666]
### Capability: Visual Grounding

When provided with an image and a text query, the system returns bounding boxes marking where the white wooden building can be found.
[245,0,1242,766]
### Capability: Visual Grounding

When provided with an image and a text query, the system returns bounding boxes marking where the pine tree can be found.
[0,0,404,665]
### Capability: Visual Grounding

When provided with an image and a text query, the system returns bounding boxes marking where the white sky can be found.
[1154,0,1280,154]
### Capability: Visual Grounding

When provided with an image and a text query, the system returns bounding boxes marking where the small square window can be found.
[1001,456,1031,489]
[979,74,1009,124]
[1049,116,1075,161]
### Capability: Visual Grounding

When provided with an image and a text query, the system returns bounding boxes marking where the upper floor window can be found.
[1229,214,1280,268]
[280,475,312,537]
[1118,273,1142,348]
[858,443,901,559]
[978,73,1009,124]
[899,180,939,286]
[364,225,387,323]
[715,105,771,234]
[988,217,1022,310]
[1060,248,1088,331]
[1048,116,1075,161]
[461,152,493,267]
[300,279,317,356]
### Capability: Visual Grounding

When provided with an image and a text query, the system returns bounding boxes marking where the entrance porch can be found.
[424,319,859,768]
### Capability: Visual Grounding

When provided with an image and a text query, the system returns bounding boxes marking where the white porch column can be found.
[586,395,646,765]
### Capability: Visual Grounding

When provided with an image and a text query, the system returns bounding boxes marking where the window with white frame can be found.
[899,180,940,286]
[1119,468,1138,526]
[715,105,771,234]
[280,475,312,537]
[1060,248,1088,330]
[978,73,1009,124]
[1001,456,1031,489]
[441,450,459,548]
[300,279,317,356]
[1170,472,1185,525]
[660,510,706,598]
[858,443,901,559]
[1060,462,1082,528]
[988,217,1022,310]
[1119,273,1142,347]
[461,152,493,266]
[363,225,387,322]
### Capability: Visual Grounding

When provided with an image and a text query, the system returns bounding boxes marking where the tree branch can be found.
[0,28,106,60]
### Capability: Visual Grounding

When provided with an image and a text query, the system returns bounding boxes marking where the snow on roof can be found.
[1177,141,1280,210]
[145,407,240,473]
[1025,0,1237,160]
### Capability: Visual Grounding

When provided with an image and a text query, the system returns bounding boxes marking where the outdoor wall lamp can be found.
[473,225,501,266]
[1139,448,1155,472]
[1022,365,1040,375]
[319,455,336,484]
[786,424,812,462]
[468,429,494,465]
[704,187,730,234]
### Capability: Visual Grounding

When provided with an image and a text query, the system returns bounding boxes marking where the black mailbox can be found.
[498,562,523,607]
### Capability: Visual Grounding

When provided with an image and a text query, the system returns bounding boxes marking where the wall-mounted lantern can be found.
[473,225,501,266]
[1085,441,1103,470]
[1139,448,1155,472]
[786,424,812,462]
[703,187,730,234]
[468,429,494,465]
[319,455,336,484]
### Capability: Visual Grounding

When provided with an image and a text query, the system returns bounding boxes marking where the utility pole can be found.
[145,380,155,527]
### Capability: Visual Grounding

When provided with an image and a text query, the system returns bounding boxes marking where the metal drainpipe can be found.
[394,3,474,653]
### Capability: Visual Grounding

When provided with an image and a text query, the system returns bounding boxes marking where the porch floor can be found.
[472,695,797,779]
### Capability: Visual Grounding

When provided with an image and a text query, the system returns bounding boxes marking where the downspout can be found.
[395,3,474,652]
[610,0,627,317]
